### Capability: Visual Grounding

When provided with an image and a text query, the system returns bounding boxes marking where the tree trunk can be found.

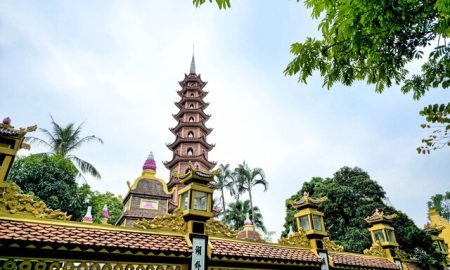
[221,188,226,213]
[248,188,257,240]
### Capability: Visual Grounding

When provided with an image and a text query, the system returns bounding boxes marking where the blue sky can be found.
[1,1,448,238]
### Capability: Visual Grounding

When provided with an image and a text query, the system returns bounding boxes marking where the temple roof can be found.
[329,252,399,269]
[0,215,405,269]
[209,238,321,264]
[0,117,36,138]
[0,219,191,255]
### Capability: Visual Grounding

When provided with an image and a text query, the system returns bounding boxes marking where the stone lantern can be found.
[365,209,398,248]
[178,162,219,235]
[287,192,328,249]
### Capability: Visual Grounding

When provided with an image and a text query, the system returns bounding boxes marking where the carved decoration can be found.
[365,209,397,224]
[363,241,386,257]
[0,182,71,220]
[205,219,237,238]
[278,229,310,248]
[322,237,344,252]
[286,192,328,209]
[133,208,186,233]
[394,247,408,260]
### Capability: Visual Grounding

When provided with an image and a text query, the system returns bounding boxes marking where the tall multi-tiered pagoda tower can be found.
[164,55,216,202]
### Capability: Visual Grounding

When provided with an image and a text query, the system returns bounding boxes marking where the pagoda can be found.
[164,55,216,203]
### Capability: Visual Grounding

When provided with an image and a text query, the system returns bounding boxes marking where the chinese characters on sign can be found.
[191,237,206,270]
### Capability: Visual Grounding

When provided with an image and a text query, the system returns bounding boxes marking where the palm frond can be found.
[69,155,102,179]
[67,135,103,153]
[24,136,52,148]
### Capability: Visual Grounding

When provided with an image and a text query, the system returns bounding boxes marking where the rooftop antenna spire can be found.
[190,44,196,74]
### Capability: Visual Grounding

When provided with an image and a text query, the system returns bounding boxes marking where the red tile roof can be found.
[0,220,190,253]
[210,238,321,263]
[330,252,399,269]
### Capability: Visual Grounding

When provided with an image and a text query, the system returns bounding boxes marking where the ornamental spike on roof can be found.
[190,53,196,74]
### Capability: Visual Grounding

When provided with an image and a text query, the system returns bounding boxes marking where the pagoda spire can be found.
[190,53,196,74]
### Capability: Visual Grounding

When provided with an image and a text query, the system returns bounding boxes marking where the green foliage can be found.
[7,154,123,224]
[81,184,123,225]
[192,0,230,9]
[428,192,450,220]
[282,166,446,268]
[211,163,233,213]
[222,199,266,233]
[234,161,268,228]
[418,103,450,153]
[7,154,87,220]
[283,0,450,152]
[27,116,103,179]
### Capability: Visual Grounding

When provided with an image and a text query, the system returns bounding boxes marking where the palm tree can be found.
[27,116,103,179]
[222,199,266,233]
[234,161,268,228]
[211,164,233,212]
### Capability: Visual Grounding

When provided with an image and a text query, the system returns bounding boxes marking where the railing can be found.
[0,259,186,270]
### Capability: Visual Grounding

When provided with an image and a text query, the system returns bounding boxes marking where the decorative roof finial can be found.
[2,117,11,125]
[190,45,196,74]
[244,213,252,225]
[82,206,93,223]
[143,152,157,171]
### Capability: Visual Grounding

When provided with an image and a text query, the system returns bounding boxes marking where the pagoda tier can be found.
[164,152,217,172]
[172,109,211,121]
[178,73,207,88]
[174,97,209,110]
[166,136,215,151]
[177,90,208,99]
[169,122,213,136]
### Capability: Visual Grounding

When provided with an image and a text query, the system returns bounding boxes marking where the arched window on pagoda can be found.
[189,104,194,109]
[190,92,195,97]
[188,131,194,138]
[189,117,194,122]
[187,148,194,156]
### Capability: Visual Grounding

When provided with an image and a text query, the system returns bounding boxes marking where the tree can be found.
[27,116,103,179]
[282,166,446,268]
[211,163,233,213]
[7,154,89,221]
[428,191,450,220]
[222,199,267,233]
[195,0,450,153]
[234,161,268,228]
[84,185,123,225]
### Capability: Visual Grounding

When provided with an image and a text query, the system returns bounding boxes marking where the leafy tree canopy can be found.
[7,154,123,224]
[194,0,450,152]
[223,199,267,233]
[282,166,446,268]
[7,154,87,220]
[428,191,450,220]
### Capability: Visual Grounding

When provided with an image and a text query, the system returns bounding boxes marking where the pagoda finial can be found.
[190,45,196,74]
[143,152,157,171]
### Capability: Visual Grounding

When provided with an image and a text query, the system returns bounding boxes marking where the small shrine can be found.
[117,152,172,227]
